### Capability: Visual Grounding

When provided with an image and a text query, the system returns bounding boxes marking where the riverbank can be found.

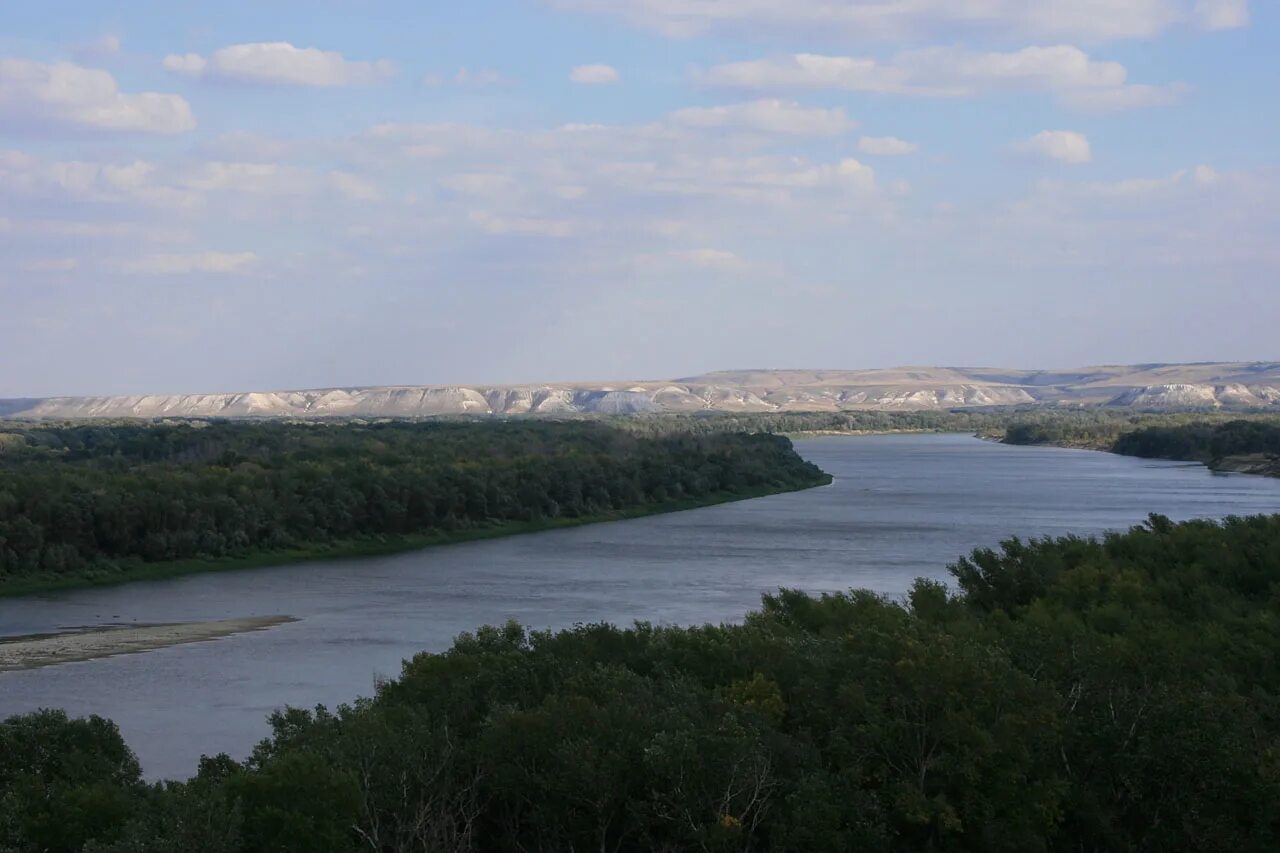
[997,437,1280,478]
[779,428,939,438]
[0,616,298,671]
[1209,453,1280,477]
[0,477,832,599]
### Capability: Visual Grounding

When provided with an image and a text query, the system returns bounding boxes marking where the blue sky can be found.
[1,0,1276,396]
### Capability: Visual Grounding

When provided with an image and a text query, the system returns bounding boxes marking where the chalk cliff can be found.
[7,363,1279,419]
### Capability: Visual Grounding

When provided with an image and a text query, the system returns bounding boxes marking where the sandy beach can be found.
[0,616,298,672]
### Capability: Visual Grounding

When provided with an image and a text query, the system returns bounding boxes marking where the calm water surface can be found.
[2,434,1278,778]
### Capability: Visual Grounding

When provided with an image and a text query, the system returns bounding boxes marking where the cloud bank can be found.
[164,43,395,87]
[0,59,194,133]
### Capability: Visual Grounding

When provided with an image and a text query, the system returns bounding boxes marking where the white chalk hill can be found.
[7,363,1280,419]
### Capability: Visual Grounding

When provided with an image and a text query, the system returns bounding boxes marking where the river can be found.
[2,434,1278,778]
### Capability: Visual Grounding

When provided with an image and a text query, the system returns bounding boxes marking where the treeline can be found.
[621,408,1280,446]
[1112,419,1280,463]
[0,421,828,590]
[1004,415,1280,474]
[615,410,1029,437]
[5,514,1280,851]
[1000,411,1279,449]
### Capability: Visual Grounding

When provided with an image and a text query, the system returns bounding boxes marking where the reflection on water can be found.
[1,434,1277,778]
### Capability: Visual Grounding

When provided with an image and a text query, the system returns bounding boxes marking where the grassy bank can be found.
[0,476,831,598]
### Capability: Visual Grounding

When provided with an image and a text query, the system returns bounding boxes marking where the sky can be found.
[1,0,1277,397]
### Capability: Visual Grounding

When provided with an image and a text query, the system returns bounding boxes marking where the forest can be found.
[1112,419,1280,463]
[615,409,1029,437]
[4,513,1279,852]
[1004,416,1280,475]
[0,420,829,594]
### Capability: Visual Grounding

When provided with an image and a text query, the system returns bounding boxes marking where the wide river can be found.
[2,434,1278,778]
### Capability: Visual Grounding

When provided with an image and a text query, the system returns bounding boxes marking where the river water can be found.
[2,434,1278,778]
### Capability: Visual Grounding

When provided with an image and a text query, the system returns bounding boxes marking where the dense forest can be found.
[1113,420,1280,463]
[615,409,1030,437]
[1005,416,1280,476]
[0,420,828,593]
[4,514,1279,851]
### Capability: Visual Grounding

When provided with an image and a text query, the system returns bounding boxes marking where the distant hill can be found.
[5,363,1280,419]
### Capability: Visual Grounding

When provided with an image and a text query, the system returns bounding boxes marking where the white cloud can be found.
[569,64,620,84]
[669,100,856,136]
[904,45,1126,90]
[182,161,283,192]
[329,172,383,201]
[1010,130,1093,164]
[831,158,876,193]
[120,252,258,275]
[0,59,195,134]
[423,67,510,87]
[0,218,152,238]
[702,46,1184,111]
[360,120,885,210]
[441,172,516,196]
[469,211,577,237]
[1192,164,1221,185]
[703,53,913,94]
[0,149,200,208]
[21,257,79,273]
[162,54,207,75]
[1195,0,1249,29]
[858,135,918,156]
[984,164,1275,269]
[587,152,880,203]
[669,248,751,271]
[455,67,507,86]
[1058,82,1188,112]
[163,42,395,87]
[545,0,1249,41]
[166,161,382,201]
[1063,164,1219,199]
[706,46,1120,94]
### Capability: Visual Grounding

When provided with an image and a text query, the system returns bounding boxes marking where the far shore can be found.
[0,616,298,672]
[782,428,941,438]
[992,436,1280,479]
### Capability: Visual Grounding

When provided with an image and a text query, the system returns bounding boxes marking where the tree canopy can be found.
[5,514,1279,851]
[0,420,828,593]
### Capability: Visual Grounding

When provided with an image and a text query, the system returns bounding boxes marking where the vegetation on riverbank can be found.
[0,481,823,598]
[1004,416,1280,476]
[5,514,1280,851]
[615,408,1280,441]
[0,421,829,596]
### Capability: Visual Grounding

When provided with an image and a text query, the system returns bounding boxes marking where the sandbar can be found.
[0,616,298,671]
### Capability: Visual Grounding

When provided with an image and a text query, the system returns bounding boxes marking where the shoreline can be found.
[995,437,1280,478]
[0,616,299,672]
[781,428,940,438]
[0,477,832,599]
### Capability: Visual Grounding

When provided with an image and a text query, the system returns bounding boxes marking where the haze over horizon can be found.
[2,1,1278,398]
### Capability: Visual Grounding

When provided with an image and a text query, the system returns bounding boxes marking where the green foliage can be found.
[0,711,144,853]
[620,409,1276,445]
[1001,412,1280,459]
[227,752,360,853]
[1112,419,1280,465]
[0,420,828,592]
[8,514,1280,851]
[617,409,1019,437]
